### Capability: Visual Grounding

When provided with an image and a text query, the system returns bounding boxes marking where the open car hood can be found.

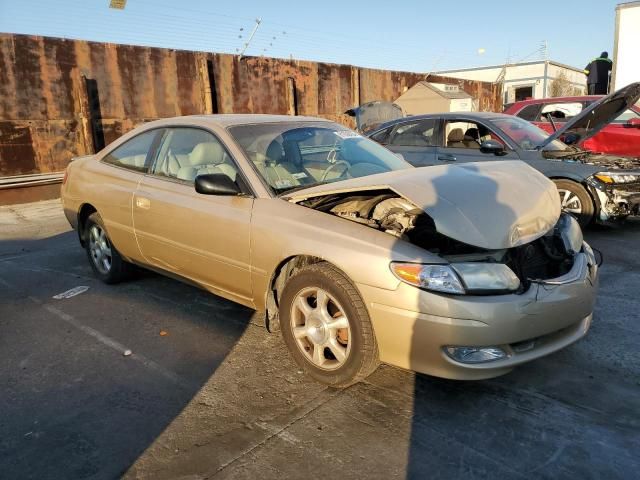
[539,82,640,149]
[286,161,561,250]
[345,101,404,133]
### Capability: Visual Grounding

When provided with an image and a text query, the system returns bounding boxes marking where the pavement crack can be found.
[206,387,342,478]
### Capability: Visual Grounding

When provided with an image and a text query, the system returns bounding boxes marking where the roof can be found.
[189,114,331,126]
[436,60,585,75]
[140,114,332,129]
[373,111,514,131]
[507,95,603,107]
[617,1,640,10]
[415,81,472,99]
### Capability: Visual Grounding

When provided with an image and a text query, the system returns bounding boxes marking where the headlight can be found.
[556,213,583,254]
[390,262,520,294]
[451,263,520,293]
[594,172,640,184]
[390,263,465,294]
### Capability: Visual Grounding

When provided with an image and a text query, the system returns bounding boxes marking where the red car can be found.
[504,96,640,158]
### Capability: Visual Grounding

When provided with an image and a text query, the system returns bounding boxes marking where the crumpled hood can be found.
[539,82,640,149]
[286,161,561,250]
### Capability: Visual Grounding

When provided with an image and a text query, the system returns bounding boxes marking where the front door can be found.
[436,119,520,165]
[132,127,254,305]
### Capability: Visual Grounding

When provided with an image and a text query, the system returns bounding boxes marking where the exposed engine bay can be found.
[543,148,640,169]
[299,190,576,291]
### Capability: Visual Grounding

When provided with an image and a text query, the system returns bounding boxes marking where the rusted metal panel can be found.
[318,63,352,116]
[0,121,37,175]
[42,37,77,119]
[12,36,47,120]
[359,68,424,104]
[0,119,82,175]
[175,50,202,116]
[0,33,501,182]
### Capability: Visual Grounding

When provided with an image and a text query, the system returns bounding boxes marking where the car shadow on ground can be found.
[0,232,256,479]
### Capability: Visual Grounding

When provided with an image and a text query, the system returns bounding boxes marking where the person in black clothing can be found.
[584,51,612,95]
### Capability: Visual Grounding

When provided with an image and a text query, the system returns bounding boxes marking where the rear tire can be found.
[84,212,132,284]
[279,263,379,387]
[553,179,594,227]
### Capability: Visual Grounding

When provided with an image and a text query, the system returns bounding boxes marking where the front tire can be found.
[279,263,380,387]
[553,179,594,227]
[84,212,132,284]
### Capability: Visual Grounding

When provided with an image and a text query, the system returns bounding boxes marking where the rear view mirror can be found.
[480,140,506,155]
[195,173,241,196]
[625,118,640,129]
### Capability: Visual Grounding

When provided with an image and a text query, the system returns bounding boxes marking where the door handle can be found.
[438,154,457,162]
[136,197,150,210]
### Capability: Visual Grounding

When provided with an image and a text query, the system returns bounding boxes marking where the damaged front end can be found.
[586,170,640,220]
[542,149,640,221]
[296,189,596,296]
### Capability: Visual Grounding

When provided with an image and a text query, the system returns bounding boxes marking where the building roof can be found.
[436,60,585,75]
[414,81,472,99]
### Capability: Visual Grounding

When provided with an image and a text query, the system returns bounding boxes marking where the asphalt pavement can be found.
[1,200,639,479]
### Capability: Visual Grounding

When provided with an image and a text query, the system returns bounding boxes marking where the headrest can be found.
[190,142,224,167]
[447,128,464,142]
[464,128,479,140]
[265,140,285,164]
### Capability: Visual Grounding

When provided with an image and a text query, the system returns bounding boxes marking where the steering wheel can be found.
[320,160,350,181]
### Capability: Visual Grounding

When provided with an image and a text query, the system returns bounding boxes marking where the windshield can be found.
[228,122,411,194]
[492,116,568,151]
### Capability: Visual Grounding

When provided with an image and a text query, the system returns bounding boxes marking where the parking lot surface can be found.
[1,200,639,479]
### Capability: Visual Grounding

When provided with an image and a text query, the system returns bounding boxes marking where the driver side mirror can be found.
[480,140,506,156]
[195,173,241,196]
[625,118,640,129]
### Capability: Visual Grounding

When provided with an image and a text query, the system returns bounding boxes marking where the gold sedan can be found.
[62,115,599,386]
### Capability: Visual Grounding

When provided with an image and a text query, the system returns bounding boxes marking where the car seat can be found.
[447,128,467,148]
[176,142,238,182]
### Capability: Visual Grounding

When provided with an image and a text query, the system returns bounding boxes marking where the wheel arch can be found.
[77,203,98,246]
[265,255,350,333]
[549,175,598,210]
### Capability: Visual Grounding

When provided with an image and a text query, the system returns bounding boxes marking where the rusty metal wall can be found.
[0,33,502,177]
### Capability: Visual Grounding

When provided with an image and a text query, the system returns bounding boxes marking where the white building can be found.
[612,1,640,90]
[436,61,587,104]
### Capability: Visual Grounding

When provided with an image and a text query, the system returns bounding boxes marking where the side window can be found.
[538,102,583,122]
[389,119,437,147]
[102,130,159,172]
[151,128,238,184]
[369,126,393,144]
[443,121,487,149]
[515,104,542,122]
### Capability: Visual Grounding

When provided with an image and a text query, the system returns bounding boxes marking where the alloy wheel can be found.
[290,287,352,370]
[88,224,112,274]
[558,188,583,215]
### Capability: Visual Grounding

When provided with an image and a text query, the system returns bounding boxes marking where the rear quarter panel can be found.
[62,156,145,263]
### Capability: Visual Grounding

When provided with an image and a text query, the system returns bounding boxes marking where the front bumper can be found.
[587,179,640,221]
[359,251,598,380]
